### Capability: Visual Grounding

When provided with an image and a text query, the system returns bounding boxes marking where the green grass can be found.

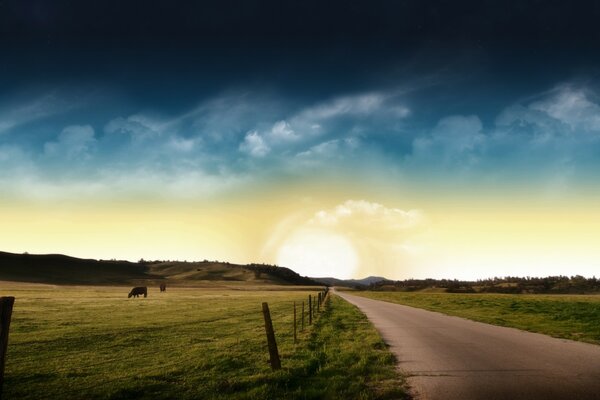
[283,295,407,399]
[2,282,406,399]
[349,291,600,345]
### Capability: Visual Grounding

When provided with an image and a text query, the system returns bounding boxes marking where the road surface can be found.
[335,289,600,400]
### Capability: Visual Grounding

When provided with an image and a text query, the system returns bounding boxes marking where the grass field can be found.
[349,291,600,345]
[1,282,407,399]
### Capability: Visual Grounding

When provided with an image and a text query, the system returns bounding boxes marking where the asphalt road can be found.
[335,289,600,400]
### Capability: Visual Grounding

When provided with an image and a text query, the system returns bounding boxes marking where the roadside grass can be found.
[2,283,407,399]
[278,295,408,400]
[349,291,600,345]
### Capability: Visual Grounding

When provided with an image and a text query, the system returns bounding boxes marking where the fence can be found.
[261,287,329,370]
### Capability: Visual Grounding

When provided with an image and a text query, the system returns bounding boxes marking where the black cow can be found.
[128,286,147,298]
[160,283,166,292]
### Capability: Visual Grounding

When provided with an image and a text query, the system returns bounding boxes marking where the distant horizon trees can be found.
[368,275,600,294]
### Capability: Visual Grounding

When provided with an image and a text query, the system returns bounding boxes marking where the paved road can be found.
[335,289,600,400]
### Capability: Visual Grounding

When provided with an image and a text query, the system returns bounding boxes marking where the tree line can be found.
[367,275,600,294]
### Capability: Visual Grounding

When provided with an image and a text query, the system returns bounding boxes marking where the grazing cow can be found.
[160,283,166,292]
[128,286,147,298]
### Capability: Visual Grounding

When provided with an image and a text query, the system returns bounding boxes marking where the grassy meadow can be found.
[349,291,600,345]
[1,282,407,400]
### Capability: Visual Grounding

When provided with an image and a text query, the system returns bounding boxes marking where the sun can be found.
[276,228,358,279]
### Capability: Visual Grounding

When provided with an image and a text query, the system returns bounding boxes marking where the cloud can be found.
[293,138,360,164]
[405,83,600,190]
[409,115,485,170]
[269,120,299,142]
[239,130,271,157]
[0,93,75,135]
[232,90,410,166]
[4,82,600,202]
[104,115,202,155]
[237,120,299,158]
[296,92,409,121]
[265,199,427,279]
[529,85,600,133]
[104,115,164,145]
[186,92,286,144]
[44,125,97,160]
[310,200,423,233]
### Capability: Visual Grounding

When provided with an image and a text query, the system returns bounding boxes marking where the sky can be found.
[1,1,600,280]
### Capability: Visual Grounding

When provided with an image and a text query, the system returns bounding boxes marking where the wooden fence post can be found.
[308,295,312,325]
[317,292,321,312]
[261,302,281,370]
[293,301,297,343]
[0,297,15,399]
[301,301,305,331]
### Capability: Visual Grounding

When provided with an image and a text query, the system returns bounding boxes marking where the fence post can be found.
[301,301,305,331]
[0,297,15,399]
[293,301,297,343]
[308,295,312,325]
[317,292,321,313]
[261,302,281,370]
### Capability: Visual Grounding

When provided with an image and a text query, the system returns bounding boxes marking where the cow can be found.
[160,283,166,292]
[128,286,147,298]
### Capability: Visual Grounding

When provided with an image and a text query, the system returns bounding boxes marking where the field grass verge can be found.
[2,283,407,399]
[276,294,408,399]
[348,291,600,345]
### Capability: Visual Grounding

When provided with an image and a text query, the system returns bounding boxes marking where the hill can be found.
[0,251,147,285]
[0,251,320,286]
[312,276,388,288]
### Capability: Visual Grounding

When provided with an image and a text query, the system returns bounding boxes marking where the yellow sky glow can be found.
[2,183,599,280]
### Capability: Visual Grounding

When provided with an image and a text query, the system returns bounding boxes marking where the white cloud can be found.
[310,200,423,232]
[237,120,300,157]
[0,94,74,135]
[296,92,410,121]
[403,84,600,192]
[239,130,271,157]
[300,93,385,119]
[529,85,600,133]
[44,125,97,160]
[288,138,363,172]
[296,139,341,159]
[269,120,299,142]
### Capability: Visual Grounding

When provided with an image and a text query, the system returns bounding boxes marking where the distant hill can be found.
[0,251,320,286]
[312,276,388,288]
[0,251,147,285]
